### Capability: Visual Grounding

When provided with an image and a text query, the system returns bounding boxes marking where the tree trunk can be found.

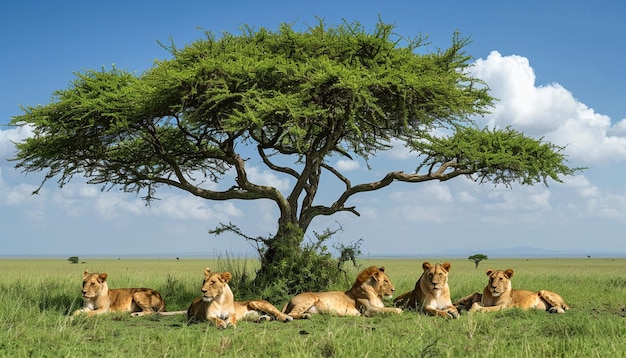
[253,223,304,286]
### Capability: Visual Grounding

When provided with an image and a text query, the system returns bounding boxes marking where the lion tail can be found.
[157,310,187,316]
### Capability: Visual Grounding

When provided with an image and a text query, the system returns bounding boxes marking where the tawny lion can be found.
[454,268,570,314]
[393,262,459,318]
[282,266,402,319]
[185,268,292,328]
[73,270,165,317]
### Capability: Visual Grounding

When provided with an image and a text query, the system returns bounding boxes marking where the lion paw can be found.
[549,307,565,314]
[257,315,271,322]
[448,311,460,319]
[283,315,294,322]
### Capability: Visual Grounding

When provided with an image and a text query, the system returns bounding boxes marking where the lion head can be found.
[81,270,108,299]
[419,262,451,292]
[485,268,513,297]
[201,268,233,302]
[353,266,396,298]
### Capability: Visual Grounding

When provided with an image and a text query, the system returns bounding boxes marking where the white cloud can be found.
[0,125,33,158]
[483,186,551,212]
[94,193,145,220]
[389,182,453,204]
[247,166,290,192]
[608,119,626,136]
[385,183,454,223]
[456,190,478,203]
[335,159,359,171]
[392,204,445,223]
[4,182,41,205]
[148,193,244,222]
[562,175,600,199]
[471,51,626,164]
[386,139,413,160]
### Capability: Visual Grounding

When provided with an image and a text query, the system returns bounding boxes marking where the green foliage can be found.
[67,256,79,264]
[414,126,582,187]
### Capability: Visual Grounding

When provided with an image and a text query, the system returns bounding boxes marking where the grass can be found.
[0,257,624,357]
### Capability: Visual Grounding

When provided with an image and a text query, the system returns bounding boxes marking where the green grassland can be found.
[1,257,624,357]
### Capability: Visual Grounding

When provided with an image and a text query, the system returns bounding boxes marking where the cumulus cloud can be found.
[608,119,626,136]
[386,139,413,160]
[247,166,290,192]
[483,186,552,212]
[562,175,600,199]
[389,182,453,205]
[0,125,33,158]
[470,51,626,164]
[4,182,41,205]
[335,159,359,171]
[148,194,242,221]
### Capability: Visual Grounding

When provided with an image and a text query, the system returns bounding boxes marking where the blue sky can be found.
[1,1,625,257]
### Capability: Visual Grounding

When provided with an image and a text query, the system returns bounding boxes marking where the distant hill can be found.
[372,246,625,259]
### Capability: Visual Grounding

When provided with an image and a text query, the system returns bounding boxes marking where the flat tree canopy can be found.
[468,254,488,268]
[9,20,580,291]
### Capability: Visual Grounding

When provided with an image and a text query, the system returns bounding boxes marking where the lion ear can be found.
[442,262,451,272]
[98,273,108,282]
[485,269,494,276]
[204,268,211,277]
[83,270,90,278]
[504,269,514,278]
[378,267,385,272]
[422,262,432,272]
[221,272,232,283]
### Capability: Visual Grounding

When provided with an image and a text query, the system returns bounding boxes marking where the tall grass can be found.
[0,257,624,357]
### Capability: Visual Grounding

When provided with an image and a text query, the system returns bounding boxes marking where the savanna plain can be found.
[0,257,624,357]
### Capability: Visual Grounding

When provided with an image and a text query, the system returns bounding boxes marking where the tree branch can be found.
[300,159,473,225]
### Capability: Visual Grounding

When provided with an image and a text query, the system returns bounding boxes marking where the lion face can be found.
[81,271,107,299]
[372,267,396,298]
[485,268,513,297]
[201,268,232,302]
[420,262,451,291]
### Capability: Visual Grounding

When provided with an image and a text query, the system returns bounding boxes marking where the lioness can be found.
[186,268,292,328]
[393,262,459,318]
[73,270,165,317]
[454,268,570,314]
[282,266,403,319]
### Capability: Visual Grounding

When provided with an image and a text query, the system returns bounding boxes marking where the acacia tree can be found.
[468,254,488,268]
[10,21,579,292]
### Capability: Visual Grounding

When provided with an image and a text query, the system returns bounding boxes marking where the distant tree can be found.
[68,256,79,264]
[9,20,580,296]
[468,254,488,268]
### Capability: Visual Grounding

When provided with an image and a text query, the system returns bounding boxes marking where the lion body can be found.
[454,268,569,314]
[393,262,459,318]
[186,269,292,328]
[282,266,402,319]
[73,270,165,317]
